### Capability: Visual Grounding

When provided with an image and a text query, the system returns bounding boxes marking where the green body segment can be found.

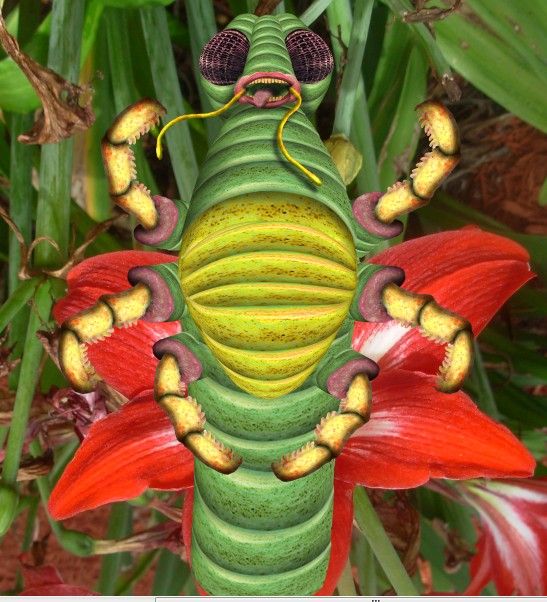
[177,14,358,595]
[188,378,338,594]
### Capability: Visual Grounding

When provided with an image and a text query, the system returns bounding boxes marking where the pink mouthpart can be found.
[235,72,300,109]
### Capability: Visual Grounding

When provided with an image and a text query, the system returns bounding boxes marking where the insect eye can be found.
[199,29,250,85]
[285,29,334,84]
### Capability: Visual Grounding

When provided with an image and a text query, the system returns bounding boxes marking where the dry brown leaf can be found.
[0,12,94,145]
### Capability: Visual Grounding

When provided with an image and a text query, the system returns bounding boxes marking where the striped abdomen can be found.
[179,193,357,398]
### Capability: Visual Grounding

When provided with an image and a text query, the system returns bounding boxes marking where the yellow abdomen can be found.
[179,192,357,398]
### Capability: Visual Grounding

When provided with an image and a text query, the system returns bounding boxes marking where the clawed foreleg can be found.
[381,283,473,392]
[59,284,151,392]
[354,101,460,239]
[102,100,187,250]
[154,352,242,474]
[272,373,371,481]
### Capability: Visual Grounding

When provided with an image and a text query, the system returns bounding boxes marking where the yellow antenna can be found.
[156,89,246,159]
[277,87,322,186]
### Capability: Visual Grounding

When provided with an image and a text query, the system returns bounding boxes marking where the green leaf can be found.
[368,17,413,155]
[377,45,427,190]
[539,178,547,207]
[100,0,174,6]
[433,11,547,132]
[0,15,51,112]
[0,278,39,335]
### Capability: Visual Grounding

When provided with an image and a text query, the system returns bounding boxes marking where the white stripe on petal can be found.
[358,323,411,362]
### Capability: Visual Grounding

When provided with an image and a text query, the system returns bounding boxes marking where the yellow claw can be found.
[416,99,459,155]
[102,99,166,229]
[186,431,242,475]
[375,100,460,224]
[439,330,474,393]
[106,98,166,145]
[381,283,473,391]
[59,284,151,392]
[154,354,242,475]
[58,330,97,393]
[272,442,332,482]
[272,372,372,481]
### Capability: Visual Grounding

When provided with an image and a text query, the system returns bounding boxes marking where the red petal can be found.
[49,391,193,519]
[181,479,354,596]
[20,564,96,595]
[54,251,180,399]
[354,229,533,374]
[461,479,547,595]
[465,528,493,595]
[315,477,354,595]
[336,369,535,489]
[20,585,97,595]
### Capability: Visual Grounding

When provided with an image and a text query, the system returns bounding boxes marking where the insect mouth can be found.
[236,73,300,109]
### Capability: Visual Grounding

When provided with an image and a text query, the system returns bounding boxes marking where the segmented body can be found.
[58,11,467,596]
[180,104,356,593]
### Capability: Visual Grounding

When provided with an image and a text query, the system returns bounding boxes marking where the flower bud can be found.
[323,134,363,185]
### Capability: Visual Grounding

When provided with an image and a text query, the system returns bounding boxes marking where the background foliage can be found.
[0,0,545,595]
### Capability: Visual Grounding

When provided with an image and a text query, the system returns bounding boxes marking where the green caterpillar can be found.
[59,11,470,595]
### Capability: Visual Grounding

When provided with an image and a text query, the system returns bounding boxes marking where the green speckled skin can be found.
[178,13,372,595]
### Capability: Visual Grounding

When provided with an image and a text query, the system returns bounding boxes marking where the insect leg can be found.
[153,336,242,475]
[358,264,473,393]
[353,101,460,239]
[59,261,184,393]
[272,372,372,481]
[102,99,186,250]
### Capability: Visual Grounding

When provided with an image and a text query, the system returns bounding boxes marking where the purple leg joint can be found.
[134,195,180,246]
[359,266,405,322]
[153,338,202,384]
[327,357,379,399]
[353,192,403,239]
[128,266,175,322]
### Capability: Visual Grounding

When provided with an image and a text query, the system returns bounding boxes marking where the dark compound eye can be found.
[285,29,334,84]
[199,29,250,85]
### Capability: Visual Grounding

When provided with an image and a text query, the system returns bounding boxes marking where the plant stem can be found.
[1,282,52,486]
[470,339,500,420]
[336,557,358,595]
[332,0,374,137]
[354,487,419,595]
[152,548,190,595]
[299,0,334,26]
[114,550,158,595]
[328,0,380,192]
[97,503,133,595]
[0,277,39,334]
[355,532,378,595]
[29,439,95,557]
[382,0,458,99]
[140,6,199,201]
[34,0,85,267]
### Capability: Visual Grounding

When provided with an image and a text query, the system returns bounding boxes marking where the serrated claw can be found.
[58,284,151,393]
[106,98,166,145]
[272,372,372,481]
[102,99,166,230]
[438,329,473,393]
[272,442,332,481]
[375,100,460,224]
[416,100,459,155]
[58,330,98,393]
[185,431,242,474]
[381,283,473,391]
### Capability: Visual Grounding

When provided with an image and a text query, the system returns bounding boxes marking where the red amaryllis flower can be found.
[48,228,535,594]
[455,478,547,595]
[19,563,96,595]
